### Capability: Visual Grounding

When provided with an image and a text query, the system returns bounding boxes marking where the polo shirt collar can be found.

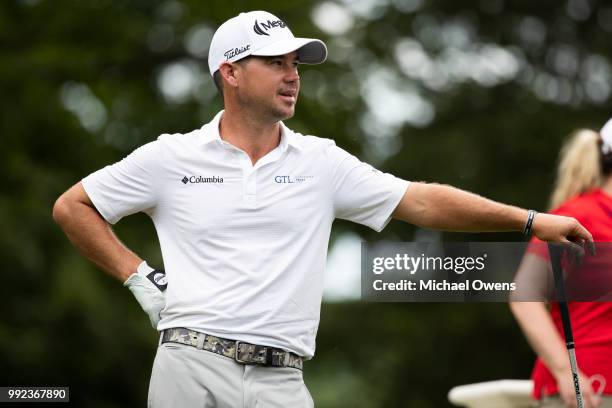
[199,110,302,152]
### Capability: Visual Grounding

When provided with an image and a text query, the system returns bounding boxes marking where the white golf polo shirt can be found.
[82,110,409,358]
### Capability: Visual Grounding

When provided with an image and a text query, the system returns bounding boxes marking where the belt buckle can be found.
[235,341,269,365]
[234,341,249,364]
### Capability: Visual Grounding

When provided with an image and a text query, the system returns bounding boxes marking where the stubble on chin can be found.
[272,95,298,121]
[237,90,296,122]
[273,105,295,121]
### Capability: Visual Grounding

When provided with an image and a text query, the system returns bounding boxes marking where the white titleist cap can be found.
[208,10,327,76]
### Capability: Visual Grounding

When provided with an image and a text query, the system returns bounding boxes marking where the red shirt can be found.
[530,189,612,399]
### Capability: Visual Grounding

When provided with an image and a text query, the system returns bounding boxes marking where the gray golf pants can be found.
[147,342,314,408]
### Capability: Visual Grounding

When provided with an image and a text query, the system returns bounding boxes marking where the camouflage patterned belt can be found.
[160,328,303,371]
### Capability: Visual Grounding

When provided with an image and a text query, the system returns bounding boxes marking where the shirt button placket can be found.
[241,156,257,206]
[245,173,257,203]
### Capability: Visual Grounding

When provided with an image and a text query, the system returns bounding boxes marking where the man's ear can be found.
[219,62,240,88]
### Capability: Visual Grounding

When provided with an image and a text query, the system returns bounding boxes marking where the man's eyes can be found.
[268,60,299,67]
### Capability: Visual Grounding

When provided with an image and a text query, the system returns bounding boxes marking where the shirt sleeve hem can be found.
[81,176,121,225]
[369,179,411,232]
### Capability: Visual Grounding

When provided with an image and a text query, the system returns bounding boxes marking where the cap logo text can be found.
[224,44,250,60]
[253,19,287,36]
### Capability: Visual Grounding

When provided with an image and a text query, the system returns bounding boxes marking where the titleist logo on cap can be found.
[224,44,250,59]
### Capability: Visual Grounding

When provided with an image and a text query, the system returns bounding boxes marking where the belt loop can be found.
[265,347,273,365]
[196,332,206,349]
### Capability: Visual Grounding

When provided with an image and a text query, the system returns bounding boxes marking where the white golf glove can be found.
[123,261,167,329]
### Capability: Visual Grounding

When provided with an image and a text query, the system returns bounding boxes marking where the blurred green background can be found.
[2,0,611,406]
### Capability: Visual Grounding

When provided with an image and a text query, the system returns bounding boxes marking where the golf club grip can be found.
[548,244,575,343]
[548,243,584,408]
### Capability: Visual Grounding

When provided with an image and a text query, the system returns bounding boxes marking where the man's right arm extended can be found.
[53,182,165,328]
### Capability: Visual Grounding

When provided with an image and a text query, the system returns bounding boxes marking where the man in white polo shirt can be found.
[53,10,594,408]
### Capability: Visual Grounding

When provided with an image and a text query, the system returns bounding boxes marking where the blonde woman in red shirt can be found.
[511,120,612,408]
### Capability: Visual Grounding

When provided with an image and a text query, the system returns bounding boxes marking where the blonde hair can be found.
[549,129,602,210]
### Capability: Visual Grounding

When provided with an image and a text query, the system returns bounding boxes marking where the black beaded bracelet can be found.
[523,210,537,237]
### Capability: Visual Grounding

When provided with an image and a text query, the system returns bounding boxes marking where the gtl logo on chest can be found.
[274,175,314,184]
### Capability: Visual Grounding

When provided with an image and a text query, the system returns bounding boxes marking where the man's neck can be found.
[218,109,282,166]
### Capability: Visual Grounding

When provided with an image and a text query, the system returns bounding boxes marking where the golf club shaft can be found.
[548,243,584,408]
